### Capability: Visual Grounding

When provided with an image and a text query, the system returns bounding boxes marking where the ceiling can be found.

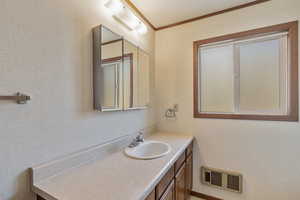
[129,0,258,28]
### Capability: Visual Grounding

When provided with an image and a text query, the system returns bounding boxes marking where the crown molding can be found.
[124,0,271,31]
[156,0,271,30]
[123,0,157,30]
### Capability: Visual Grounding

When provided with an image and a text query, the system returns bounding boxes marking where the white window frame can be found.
[101,61,122,111]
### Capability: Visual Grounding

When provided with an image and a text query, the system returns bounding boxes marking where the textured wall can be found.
[155,0,300,199]
[0,0,155,199]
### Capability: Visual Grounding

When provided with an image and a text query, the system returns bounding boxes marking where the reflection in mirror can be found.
[101,58,121,109]
[93,25,150,111]
[123,40,138,109]
[93,25,123,111]
[101,27,123,110]
[123,40,150,109]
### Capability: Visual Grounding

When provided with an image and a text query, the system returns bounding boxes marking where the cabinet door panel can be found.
[175,163,186,200]
[185,154,193,200]
[156,166,175,199]
[145,189,155,200]
[175,152,186,173]
[186,142,193,157]
[37,196,46,200]
[160,180,175,200]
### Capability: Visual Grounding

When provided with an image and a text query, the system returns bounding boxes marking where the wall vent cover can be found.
[201,166,242,193]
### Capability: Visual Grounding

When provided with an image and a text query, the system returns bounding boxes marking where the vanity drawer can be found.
[186,142,193,157]
[156,165,175,200]
[174,152,185,173]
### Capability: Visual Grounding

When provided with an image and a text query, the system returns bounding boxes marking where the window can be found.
[193,21,298,121]
[101,54,133,111]
[102,59,122,110]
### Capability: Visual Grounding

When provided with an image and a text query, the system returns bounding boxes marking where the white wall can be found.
[0,0,155,199]
[155,0,300,199]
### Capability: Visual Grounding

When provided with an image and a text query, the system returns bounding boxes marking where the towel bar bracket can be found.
[0,92,31,104]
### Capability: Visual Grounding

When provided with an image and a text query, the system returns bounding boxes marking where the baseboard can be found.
[190,190,223,200]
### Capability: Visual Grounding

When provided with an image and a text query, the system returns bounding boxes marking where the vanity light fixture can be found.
[135,21,148,34]
[104,0,123,15]
[104,0,148,34]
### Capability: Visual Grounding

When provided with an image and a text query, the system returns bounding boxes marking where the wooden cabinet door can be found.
[145,189,155,200]
[37,195,46,200]
[175,163,186,200]
[160,180,175,200]
[156,166,175,200]
[185,154,193,200]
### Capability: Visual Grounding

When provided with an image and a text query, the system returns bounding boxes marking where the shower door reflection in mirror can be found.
[100,26,123,111]
[93,25,123,111]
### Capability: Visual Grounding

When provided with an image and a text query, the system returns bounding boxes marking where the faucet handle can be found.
[136,131,144,142]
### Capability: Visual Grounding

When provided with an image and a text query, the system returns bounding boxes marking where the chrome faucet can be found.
[128,131,144,148]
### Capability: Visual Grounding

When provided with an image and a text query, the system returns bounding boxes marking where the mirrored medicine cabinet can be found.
[93,25,150,112]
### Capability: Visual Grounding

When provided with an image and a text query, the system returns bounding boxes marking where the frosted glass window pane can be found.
[239,39,281,112]
[200,45,235,113]
[102,64,117,108]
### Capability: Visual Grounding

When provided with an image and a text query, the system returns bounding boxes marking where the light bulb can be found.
[118,8,140,29]
[104,0,148,35]
[135,22,148,34]
[104,0,124,15]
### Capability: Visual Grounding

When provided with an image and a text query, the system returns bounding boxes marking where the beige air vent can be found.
[201,166,242,193]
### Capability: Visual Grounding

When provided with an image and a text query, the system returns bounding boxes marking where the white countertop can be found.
[32,132,194,200]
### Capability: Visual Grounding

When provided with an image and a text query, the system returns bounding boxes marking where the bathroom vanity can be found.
[144,141,193,200]
[31,133,194,200]
[31,26,193,200]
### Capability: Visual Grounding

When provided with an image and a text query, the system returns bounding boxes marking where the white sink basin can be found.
[124,141,171,160]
